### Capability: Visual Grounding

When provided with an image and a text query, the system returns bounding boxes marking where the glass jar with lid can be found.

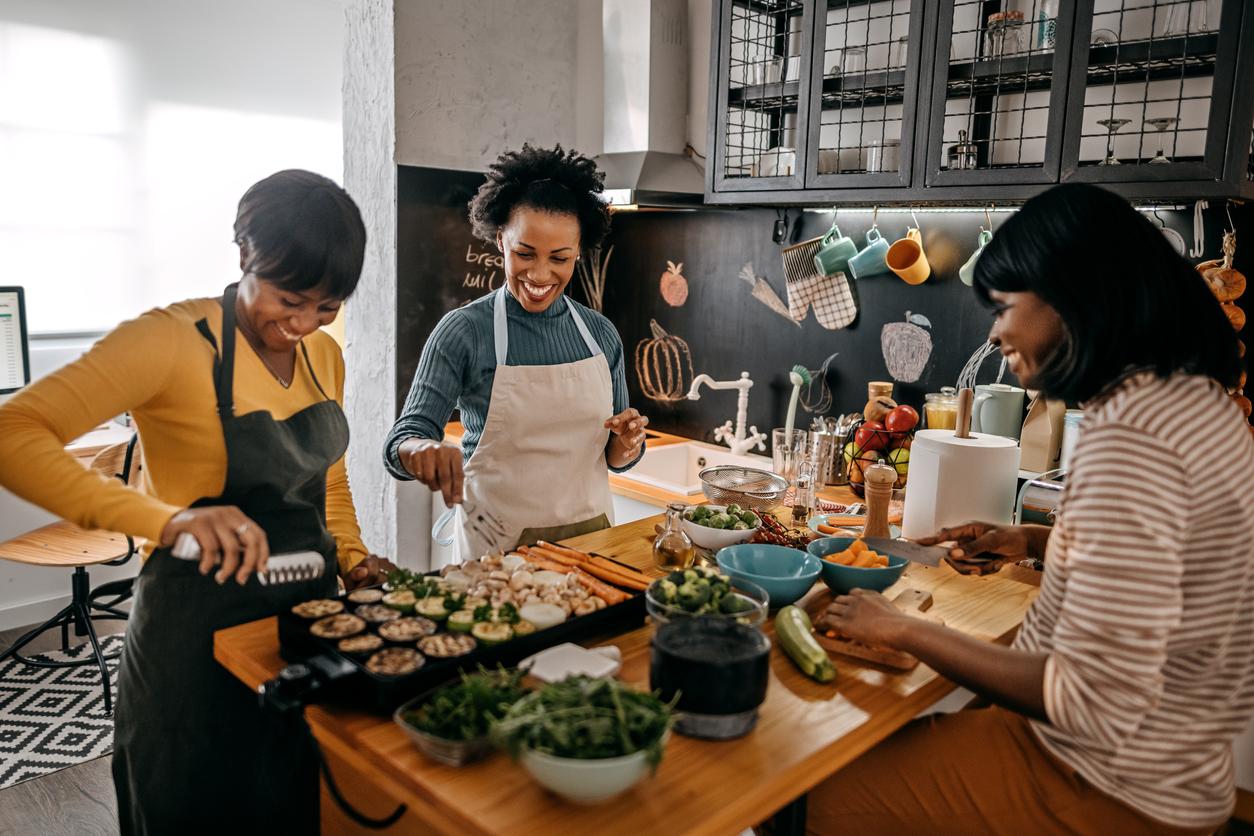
[924,386,959,430]
[947,130,979,170]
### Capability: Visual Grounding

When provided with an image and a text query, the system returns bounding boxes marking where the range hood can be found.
[597,0,706,209]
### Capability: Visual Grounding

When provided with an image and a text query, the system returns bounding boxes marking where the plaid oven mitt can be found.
[781,236,859,330]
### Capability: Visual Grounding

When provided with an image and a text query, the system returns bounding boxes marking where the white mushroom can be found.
[501,553,528,573]
[482,578,507,591]
[557,599,574,616]
[442,570,471,591]
[591,596,608,611]
[510,571,534,591]
[574,599,598,617]
[487,570,510,583]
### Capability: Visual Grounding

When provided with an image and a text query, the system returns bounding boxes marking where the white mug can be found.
[972,383,1026,440]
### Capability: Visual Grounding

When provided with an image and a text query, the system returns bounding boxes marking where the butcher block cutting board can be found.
[805,588,944,671]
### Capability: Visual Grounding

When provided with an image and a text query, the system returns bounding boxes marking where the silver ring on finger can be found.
[235,523,251,537]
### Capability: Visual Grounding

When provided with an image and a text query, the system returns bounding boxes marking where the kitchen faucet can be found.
[686,372,768,456]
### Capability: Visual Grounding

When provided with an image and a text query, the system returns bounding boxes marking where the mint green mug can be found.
[959,229,994,286]
[972,383,1026,440]
[813,225,858,276]
[847,228,891,279]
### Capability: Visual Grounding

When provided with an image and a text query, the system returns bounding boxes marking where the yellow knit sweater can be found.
[0,297,368,574]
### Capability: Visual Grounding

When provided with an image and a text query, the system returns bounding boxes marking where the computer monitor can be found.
[0,286,31,395]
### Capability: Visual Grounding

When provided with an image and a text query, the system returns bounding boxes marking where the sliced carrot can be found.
[849,539,867,555]
[817,523,841,535]
[851,552,876,568]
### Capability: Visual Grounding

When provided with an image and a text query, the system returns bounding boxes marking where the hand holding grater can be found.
[171,532,326,586]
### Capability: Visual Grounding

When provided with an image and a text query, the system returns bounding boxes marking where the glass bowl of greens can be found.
[644,565,769,629]
[393,667,527,767]
[491,676,675,804]
[679,503,760,551]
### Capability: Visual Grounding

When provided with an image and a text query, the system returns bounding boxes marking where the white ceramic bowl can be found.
[519,745,657,804]
[680,505,760,551]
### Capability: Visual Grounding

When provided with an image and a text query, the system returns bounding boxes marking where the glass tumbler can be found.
[771,428,809,485]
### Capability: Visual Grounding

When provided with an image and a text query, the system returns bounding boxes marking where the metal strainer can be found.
[698,465,789,512]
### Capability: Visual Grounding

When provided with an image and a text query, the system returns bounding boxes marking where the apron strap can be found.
[299,341,333,402]
[492,286,603,366]
[194,313,234,421]
[215,283,241,420]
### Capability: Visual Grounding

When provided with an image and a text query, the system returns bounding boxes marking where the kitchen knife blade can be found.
[860,537,949,567]
[171,532,326,585]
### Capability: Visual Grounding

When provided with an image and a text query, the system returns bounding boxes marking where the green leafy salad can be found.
[491,676,675,769]
[683,504,759,531]
[402,667,528,742]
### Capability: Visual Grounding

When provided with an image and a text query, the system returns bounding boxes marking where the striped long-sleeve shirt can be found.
[1013,371,1254,829]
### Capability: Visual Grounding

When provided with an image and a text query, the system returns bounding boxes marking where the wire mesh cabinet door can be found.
[923,0,1078,187]
[1060,0,1246,184]
[710,0,819,194]
[802,0,929,189]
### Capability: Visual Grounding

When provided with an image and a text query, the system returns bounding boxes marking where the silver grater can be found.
[171,532,326,585]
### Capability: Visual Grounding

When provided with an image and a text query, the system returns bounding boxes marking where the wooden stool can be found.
[0,435,142,716]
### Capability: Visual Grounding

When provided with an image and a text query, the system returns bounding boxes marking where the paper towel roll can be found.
[901,429,1022,540]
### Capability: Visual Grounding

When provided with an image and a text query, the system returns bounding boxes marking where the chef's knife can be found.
[860,537,949,567]
[171,532,326,586]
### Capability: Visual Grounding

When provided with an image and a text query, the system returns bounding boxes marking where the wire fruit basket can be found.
[844,418,915,499]
[698,466,789,512]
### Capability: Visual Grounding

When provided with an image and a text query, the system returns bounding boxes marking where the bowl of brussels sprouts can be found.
[680,504,761,551]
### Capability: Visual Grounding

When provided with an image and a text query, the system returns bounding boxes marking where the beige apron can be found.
[435,286,615,562]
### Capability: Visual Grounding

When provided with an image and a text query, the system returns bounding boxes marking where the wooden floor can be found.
[0,615,125,836]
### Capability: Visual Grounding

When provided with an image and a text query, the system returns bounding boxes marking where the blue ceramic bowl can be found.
[807,537,908,594]
[716,544,822,608]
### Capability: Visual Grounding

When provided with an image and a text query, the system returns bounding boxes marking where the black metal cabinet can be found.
[705,0,1254,204]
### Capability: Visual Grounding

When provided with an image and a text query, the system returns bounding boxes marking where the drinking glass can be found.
[1096,118,1131,165]
[771,428,809,485]
[1145,117,1179,164]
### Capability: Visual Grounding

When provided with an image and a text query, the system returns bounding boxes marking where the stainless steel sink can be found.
[618,441,772,496]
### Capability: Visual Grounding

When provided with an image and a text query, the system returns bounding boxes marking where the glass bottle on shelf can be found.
[1036,0,1058,51]
[1002,10,1025,55]
[947,130,979,170]
[653,503,695,570]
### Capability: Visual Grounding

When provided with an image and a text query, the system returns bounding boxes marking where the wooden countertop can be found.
[215,514,1040,836]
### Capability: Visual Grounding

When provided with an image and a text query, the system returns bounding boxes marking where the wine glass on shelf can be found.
[1144,117,1179,164]
[1096,118,1131,165]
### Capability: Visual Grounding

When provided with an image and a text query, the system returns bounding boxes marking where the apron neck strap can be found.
[215,283,241,419]
[492,285,603,367]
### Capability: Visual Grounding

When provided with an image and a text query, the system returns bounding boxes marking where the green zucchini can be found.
[415,596,450,622]
[447,609,476,633]
[775,606,836,683]
[471,622,514,646]
[381,590,416,614]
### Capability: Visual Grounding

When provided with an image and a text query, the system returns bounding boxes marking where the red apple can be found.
[884,404,920,433]
[854,420,888,452]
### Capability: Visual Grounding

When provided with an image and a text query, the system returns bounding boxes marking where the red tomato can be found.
[884,404,920,433]
[854,420,888,452]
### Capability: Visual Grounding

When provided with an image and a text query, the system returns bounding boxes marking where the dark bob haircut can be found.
[468,144,611,251]
[233,169,366,301]
[974,183,1241,403]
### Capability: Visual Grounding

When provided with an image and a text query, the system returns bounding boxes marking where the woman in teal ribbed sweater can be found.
[384,145,646,560]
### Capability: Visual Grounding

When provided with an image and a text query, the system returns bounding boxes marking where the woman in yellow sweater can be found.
[0,170,391,834]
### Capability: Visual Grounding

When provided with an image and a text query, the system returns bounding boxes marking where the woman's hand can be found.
[824,589,910,648]
[343,554,398,591]
[160,506,270,585]
[915,521,1048,576]
[399,438,464,508]
[605,408,649,468]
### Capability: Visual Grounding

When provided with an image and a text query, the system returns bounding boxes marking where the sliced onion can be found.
[518,602,566,631]
[501,553,529,573]
[532,570,567,588]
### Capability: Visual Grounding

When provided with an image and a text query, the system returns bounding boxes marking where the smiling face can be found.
[497,206,580,313]
[236,272,342,352]
[987,289,1066,389]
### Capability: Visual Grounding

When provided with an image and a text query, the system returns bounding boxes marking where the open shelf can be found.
[727,33,1219,114]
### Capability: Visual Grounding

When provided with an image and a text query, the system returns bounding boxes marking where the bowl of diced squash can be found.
[807,537,908,595]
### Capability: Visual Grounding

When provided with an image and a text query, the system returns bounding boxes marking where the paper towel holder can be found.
[954,388,974,439]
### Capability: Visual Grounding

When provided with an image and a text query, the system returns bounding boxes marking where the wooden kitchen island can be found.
[215,514,1041,836]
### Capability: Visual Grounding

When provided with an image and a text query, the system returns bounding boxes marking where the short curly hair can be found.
[468,144,611,251]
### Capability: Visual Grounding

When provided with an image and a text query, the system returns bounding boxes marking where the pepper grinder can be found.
[862,461,898,539]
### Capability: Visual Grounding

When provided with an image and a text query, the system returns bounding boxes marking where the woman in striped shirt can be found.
[814,183,1252,834]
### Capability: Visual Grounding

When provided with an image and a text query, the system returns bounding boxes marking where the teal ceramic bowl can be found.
[716,544,822,608]
[807,537,908,594]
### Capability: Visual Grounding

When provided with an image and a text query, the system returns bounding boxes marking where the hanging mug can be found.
[813,225,858,277]
[847,228,892,280]
[959,229,994,286]
[886,227,931,285]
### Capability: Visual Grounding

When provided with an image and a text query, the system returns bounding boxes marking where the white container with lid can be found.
[1060,409,1084,472]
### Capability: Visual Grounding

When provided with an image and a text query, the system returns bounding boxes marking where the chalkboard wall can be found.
[395,164,1238,447]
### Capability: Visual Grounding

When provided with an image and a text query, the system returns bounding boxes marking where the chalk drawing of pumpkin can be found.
[660,260,689,307]
[881,312,933,383]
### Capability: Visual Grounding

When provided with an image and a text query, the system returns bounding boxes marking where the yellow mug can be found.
[886,227,931,285]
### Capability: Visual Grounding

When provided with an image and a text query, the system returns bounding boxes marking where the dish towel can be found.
[781,236,859,329]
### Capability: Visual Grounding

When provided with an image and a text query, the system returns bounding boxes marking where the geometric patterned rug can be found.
[0,633,122,790]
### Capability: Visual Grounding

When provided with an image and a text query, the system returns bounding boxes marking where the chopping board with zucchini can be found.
[806,588,944,671]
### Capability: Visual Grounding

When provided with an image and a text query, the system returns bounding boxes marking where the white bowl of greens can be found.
[492,676,674,804]
[680,503,761,551]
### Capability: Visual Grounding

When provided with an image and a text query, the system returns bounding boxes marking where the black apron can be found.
[112,284,346,835]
